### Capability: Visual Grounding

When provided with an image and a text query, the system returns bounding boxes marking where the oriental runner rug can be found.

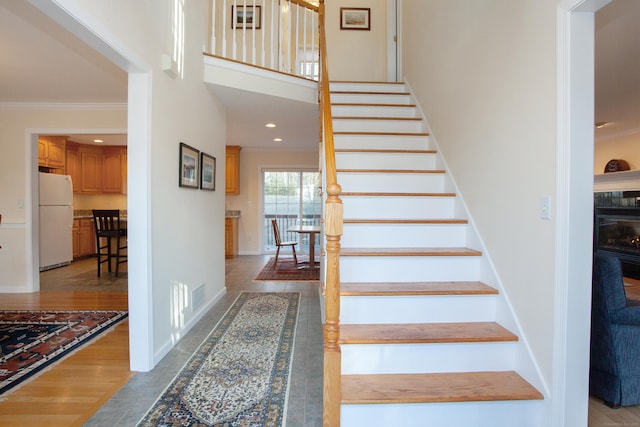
[254,257,320,282]
[0,310,128,396]
[137,292,300,427]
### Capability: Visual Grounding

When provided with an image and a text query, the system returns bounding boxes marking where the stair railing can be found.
[318,1,343,425]
[208,0,319,80]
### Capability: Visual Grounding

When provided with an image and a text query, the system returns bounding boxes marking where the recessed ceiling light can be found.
[93,139,104,143]
[595,121,609,129]
[265,123,276,128]
[273,138,283,142]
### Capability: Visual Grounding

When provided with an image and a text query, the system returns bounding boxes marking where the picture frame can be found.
[179,142,199,189]
[200,152,216,191]
[232,5,261,29]
[340,7,370,30]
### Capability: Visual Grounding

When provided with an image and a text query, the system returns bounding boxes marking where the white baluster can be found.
[261,0,266,67]
[232,0,237,60]
[242,0,247,63]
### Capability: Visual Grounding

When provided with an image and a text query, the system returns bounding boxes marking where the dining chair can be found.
[271,219,297,266]
[92,210,127,277]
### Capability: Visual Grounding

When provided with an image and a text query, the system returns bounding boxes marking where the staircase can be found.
[327,81,545,426]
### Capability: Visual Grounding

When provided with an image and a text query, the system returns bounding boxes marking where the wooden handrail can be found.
[289,0,319,12]
[319,1,343,426]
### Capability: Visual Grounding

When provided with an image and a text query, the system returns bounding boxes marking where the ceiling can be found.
[1,1,638,147]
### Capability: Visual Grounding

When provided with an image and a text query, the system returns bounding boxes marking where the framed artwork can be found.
[232,5,261,29]
[200,152,216,191]
[340,7,370,30]
[179,143,199,188]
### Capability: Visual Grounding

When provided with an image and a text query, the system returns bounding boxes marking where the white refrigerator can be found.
[39,172,74,271]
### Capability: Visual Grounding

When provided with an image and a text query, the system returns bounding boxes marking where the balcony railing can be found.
[209,0,319,80]
[264,214,321,251]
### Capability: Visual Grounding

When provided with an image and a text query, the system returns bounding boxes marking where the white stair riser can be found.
[341,400,544,427]
[342,224,467,248]
[331,93,412,105]
[330,82,408,93]
[334,134,431,150]
[332,104,419,118]
[341,342,516,375]
[333,119,424,133]
[342,196,454,219]
[338,173,444,193]
[339,256,480,282]
[340,294,493,324]
[336,152,437,170]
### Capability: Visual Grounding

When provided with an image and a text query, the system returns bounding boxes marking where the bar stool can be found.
[92,210,127,277]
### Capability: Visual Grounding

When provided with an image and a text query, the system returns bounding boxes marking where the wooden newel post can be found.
[323,182,342,427]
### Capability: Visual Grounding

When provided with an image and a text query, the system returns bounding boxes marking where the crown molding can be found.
[0,102,127,110]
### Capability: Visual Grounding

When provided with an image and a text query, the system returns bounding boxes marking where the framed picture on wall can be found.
[200,152,216,190]
[179,142,199,188]
[340,7,370,30]
[232,5,261,29]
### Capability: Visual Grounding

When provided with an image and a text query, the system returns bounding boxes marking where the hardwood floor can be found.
[0,260,131,427]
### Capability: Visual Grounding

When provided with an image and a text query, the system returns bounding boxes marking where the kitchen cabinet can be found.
[73,218,96,259]
[79,146,101,194]
[65,143,80,192]
[225,145,241,194]
[225,217,239,258]
[102,147,124,193]
[38,136,67,170]
[65,143,127,194]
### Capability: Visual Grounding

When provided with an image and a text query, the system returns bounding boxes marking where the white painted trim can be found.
[386,0,397,82]
[553,0,611,425]
[594,170,640,191]
[127,72,154,372]
[0,103,127,110]
[28,0,156,372]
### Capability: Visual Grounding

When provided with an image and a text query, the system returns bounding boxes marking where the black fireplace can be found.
[595,207,640,279]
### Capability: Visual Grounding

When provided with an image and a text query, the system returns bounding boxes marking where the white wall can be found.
[8,0,228,369]
[402,0,558,385]
[0,107,127,291]
[325,0,387,81]
[225,148,319,254]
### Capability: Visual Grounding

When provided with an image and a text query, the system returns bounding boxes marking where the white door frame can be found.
[28,1,155,372]
[554,0,611,425]
[386,0,402,82]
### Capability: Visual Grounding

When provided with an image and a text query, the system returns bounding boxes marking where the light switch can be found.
[540,196,551,220]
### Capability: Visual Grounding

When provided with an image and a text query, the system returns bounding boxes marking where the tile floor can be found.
[82,255,323,427]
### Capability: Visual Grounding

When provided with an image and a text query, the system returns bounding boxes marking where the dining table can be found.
[287,225,321,269]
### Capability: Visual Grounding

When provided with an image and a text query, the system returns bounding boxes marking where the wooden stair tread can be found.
[332,103,417,108]
[339,281,498,296]
[341,371,543,404]
[337,169,445,174]
[341,191,455,197]
[334,116,422,121]
[334,131,429,136]
[340,247,482,257]
[339,322,518,344]
[343,219,468,224]
[335,149,436,154]
[331,91,410,96]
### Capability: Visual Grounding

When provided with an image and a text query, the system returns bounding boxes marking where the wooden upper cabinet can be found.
[65,142,80,192]
[102,147,123,193]
[79,146,101,194]
[38,136,67,169]
[226,145,241,195]
[65,143,127,194]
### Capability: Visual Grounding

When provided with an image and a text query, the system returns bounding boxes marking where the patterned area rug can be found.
[254,257,320,282]
[0,310,128,396]
[138,292,300,427]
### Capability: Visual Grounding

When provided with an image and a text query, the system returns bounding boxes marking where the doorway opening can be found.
[262,169,321,254]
